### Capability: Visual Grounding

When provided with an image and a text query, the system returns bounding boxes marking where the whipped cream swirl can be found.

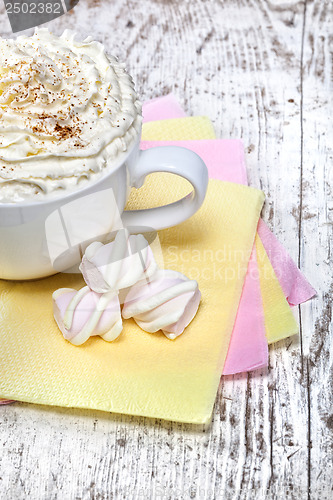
[0,29,141,202]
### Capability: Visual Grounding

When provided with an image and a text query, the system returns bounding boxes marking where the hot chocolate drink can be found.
[0,29,141,203]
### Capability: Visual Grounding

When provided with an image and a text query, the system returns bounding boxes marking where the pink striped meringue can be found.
[79,229,158,294]
[122,270,201,339]
[52,286,122,346]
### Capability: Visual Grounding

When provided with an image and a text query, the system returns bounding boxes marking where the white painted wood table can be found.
[0,1,332,498]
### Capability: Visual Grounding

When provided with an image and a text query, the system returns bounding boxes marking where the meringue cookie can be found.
[79,229,158,294]
[52,286,122,346]
[122,270,201,339]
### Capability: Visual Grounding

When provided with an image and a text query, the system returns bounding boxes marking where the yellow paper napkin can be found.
[0,181,264,423]
[142,116,216,141]
[256,237,299,343]
[142,115,298,344]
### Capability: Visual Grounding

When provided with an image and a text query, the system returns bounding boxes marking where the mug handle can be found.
[122,146,208,231]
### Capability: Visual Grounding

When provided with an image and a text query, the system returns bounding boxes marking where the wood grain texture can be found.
[0,0,332,499]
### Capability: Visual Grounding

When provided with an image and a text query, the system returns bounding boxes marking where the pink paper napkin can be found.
[141,134,315,374]
[142,94,187,123]
[257,220,316,306]
[223,247,268,374]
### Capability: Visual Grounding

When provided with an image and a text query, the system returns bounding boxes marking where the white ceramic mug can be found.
[0,136,208,280]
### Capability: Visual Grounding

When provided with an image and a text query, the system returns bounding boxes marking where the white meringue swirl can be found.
[52,286,123,346]
[80,229,158,294]
[122,269,201,339]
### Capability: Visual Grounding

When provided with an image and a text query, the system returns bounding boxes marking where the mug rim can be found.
[0,133,141,210]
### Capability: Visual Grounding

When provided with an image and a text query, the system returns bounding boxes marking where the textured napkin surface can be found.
[141,139,248,185]
[257,219,316,306]
[223,246,268,375]
[0,181,264,423]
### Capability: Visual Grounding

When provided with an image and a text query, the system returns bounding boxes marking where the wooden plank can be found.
[301,1,333,498]
[0,0,330,499]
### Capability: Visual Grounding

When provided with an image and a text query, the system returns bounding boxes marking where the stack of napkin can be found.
[141,94,316,374]
[0,95,315,423]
